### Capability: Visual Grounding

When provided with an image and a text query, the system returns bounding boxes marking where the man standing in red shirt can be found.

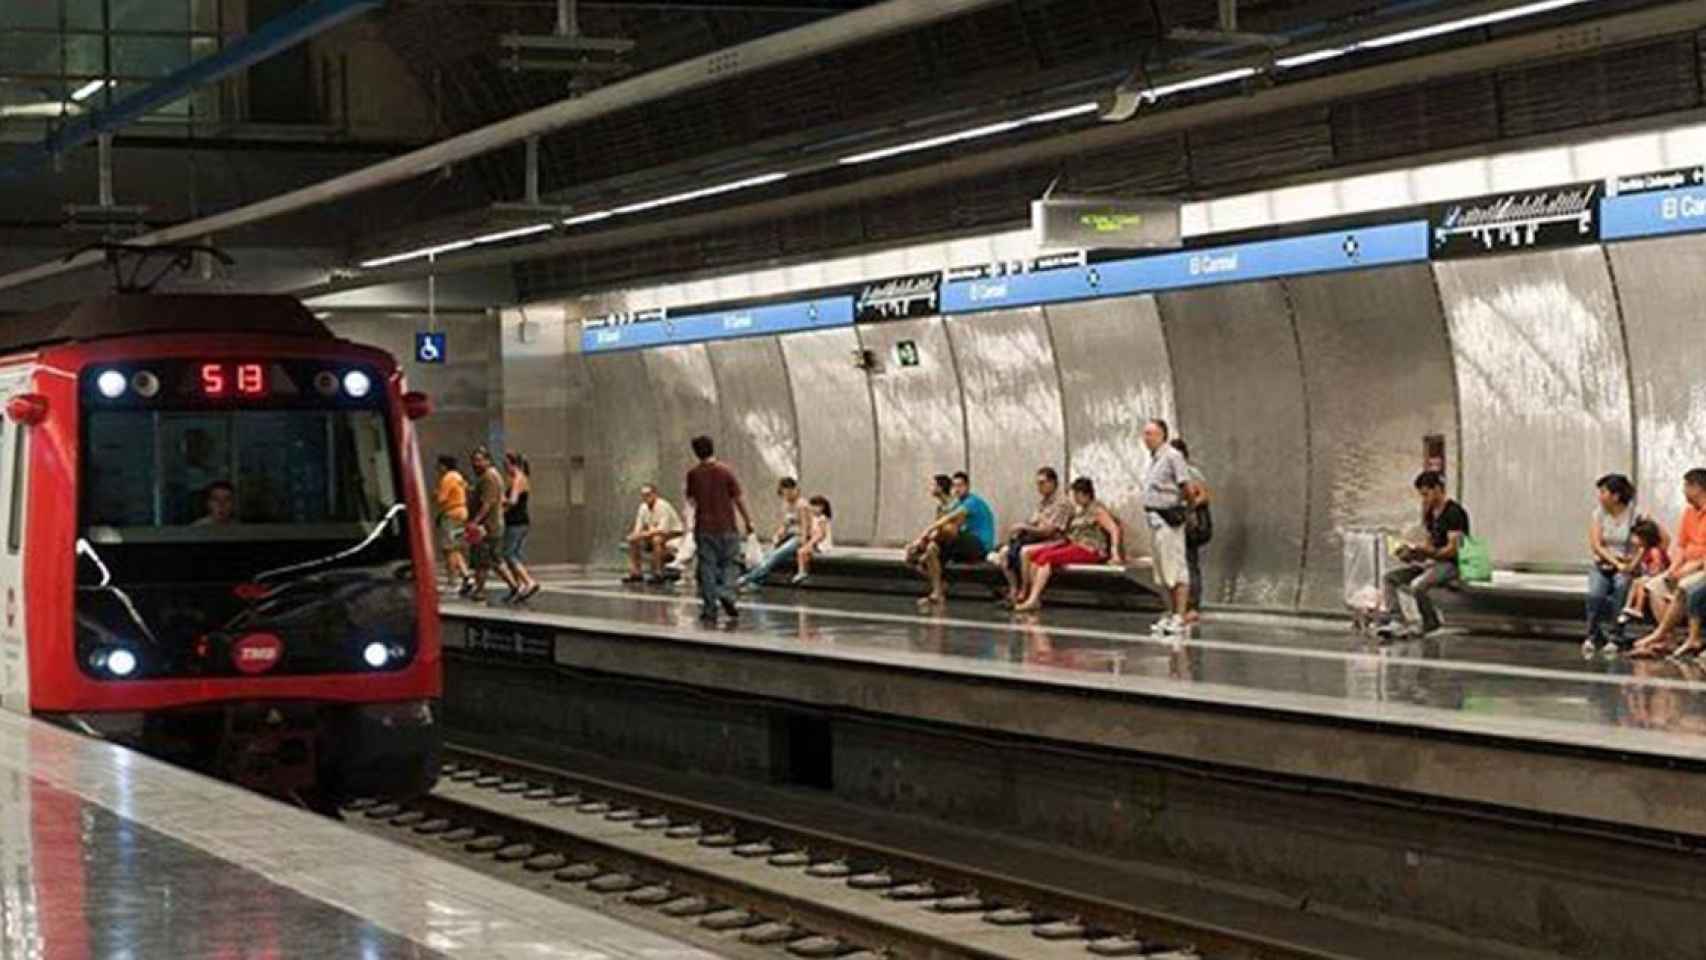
[685,435,755,625]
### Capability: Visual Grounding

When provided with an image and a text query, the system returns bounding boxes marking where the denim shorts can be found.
[501,525,528,564]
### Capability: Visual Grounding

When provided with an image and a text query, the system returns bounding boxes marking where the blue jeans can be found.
[695,532,743,618]
[740,536,798,587]
[1586,565,1632,641]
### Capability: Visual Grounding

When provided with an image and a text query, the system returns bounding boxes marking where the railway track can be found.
[343,743,1349,960]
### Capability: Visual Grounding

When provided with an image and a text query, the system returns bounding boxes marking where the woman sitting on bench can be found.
[1013,477,1123,613]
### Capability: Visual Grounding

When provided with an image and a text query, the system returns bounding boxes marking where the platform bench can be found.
[749,545,1165,611]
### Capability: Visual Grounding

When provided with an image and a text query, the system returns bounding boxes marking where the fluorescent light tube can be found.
[839,101,1097,165]
[469,223,554,244]
[610,172,788,214]
[1360,0,1593,48]
[563,210,614,226]
[1274,48,1348,69]
[1143,67,1258,101]
[70,78,112,101]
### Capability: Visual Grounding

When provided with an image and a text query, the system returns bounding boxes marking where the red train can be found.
[0,293,441,803]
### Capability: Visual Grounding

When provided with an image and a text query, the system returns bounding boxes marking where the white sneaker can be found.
[1149,616,1174,635]
[1157,616,1184,636]
[789,572,809,585]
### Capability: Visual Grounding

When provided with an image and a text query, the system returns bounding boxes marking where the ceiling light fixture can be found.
[360,173,788,269]
[1142,67,1259,101]
[839,101,1098,165]
[1272,0,1597,70]
[359,222,553,269]
[1359,0,1593,47]
[70,78,113,101]
[610,172,790,214]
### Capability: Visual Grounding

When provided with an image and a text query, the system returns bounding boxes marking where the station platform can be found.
[443,569,1706,839]
[0,709,714,959]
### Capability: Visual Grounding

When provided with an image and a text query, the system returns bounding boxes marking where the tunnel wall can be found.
[519,233,1698,612]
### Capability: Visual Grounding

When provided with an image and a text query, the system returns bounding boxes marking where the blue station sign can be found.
[939,220,1429,313]
[1600,166,1706,241]
[580,296,853,354]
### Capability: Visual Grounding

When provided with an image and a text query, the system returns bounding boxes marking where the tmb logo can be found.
[231,633,284,674]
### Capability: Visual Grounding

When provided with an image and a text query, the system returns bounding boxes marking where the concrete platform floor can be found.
[450,567,1706,766]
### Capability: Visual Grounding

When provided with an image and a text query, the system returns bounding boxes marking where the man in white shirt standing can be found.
[1141,419,1198,635]
[625,484,685,584]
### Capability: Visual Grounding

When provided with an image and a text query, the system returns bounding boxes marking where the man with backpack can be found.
[1171,438,1213,626]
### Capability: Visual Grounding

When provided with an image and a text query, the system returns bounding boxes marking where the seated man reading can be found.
[905,471,996,610]
[1376,470,1469,639]
[624,484,685,584]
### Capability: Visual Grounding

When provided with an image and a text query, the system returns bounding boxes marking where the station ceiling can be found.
[1,0,1701,307]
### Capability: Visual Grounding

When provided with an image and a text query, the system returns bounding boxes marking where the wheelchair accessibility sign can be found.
[415,332,446,364]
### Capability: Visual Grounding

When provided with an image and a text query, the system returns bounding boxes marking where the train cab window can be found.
[82,409,398,543]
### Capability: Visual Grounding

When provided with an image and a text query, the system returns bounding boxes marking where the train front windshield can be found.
[83,409,398,538]
[74,360,418,680]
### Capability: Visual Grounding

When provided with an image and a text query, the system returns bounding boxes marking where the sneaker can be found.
[661,568,683,582]
[1155,616,1183,636]
[643,573,664,585]
[519,582,541,603]
[719,596,739,620]
[698,612,718,626]
[457,578,475,597]
[1374,620,1400,639]
[789,572,809,586]
[1582,636,1600,657]
[621,573,644,585]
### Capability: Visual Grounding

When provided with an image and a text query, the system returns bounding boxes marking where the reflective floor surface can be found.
[0,712,716,960]
[448,569,1706,764]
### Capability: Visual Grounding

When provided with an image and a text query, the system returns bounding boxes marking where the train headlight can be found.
[130,370,160,398]
[129,368,160,399]
[106,649,137,677]
[342,370,372,399]
[95,370,127,399]
[362,641,389,668]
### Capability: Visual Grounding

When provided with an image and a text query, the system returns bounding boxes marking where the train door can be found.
[0,366,30,713]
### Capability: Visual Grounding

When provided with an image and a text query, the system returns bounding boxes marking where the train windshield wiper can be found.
[75,538,159,645]
[252,502,408,585]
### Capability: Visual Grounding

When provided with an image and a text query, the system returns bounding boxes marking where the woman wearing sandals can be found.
[1012,477,1123,613]
[501,452,541,603]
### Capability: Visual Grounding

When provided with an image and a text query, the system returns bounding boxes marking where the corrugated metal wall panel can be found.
[1331,75,1499,165]
[1499,37,1702,138]
[1187,107,1335,186]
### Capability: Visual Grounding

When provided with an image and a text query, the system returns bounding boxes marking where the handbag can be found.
[1456,534,1493,583]
[1147,505,1189,528]
[1185,503,1214,547]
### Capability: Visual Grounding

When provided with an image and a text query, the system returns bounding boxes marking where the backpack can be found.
[1185,502,1214,547]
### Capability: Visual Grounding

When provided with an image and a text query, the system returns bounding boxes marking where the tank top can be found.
[505,488,530,527]
[1066,501,1111,556]
[1595,505,1634,557]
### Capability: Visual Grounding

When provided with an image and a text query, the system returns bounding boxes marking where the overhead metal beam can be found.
[0,0,1009,297]
[0,0,382,182]
[294,0,1706,297]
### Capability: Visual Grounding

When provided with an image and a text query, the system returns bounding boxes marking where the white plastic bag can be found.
[1343,528,1386,612]
[741,533,764,570]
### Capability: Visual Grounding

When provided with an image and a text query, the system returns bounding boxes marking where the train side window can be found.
[7,424,23,554]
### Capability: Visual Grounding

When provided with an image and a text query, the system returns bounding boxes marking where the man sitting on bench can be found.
[906,471,996,610]
[624,484,685,584]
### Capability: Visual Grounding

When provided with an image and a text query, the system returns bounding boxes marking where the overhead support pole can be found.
[0,0,1009,295]
[0,0,381,184]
